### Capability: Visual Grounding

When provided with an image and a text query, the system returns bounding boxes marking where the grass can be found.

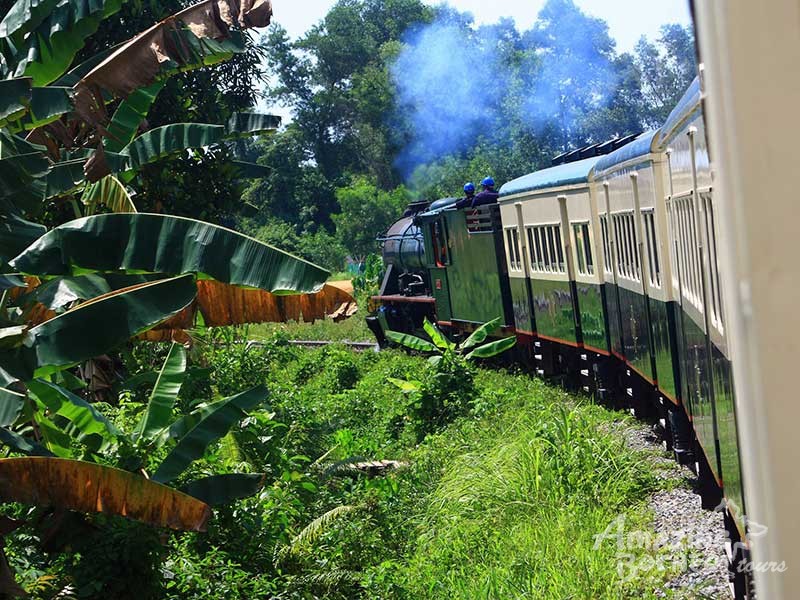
[370,372,669,599]
[201,339,684,599]
[248,314,374,343]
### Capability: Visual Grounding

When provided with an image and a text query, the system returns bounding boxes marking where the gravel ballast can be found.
[623,424,731,599]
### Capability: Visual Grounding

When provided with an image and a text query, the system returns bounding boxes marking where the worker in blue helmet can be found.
[455,182,476,209]
[471,176,500,207]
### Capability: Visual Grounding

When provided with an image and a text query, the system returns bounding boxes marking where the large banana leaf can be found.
[33,410,72,457]
[71,0,272,124]
[0,427,53,456]
[14,273,154,313]
[225,112,281,138]
[11,86,74,132]
[423,319,455,351]
[0,77,32,126]
[0,457,212,530]
[162,397,227,446]
[0,152,50,201]
[0,129,47,157]
[133,343,186,444]
[465,336,517,360]
[122,115,280,171]
[10,213,329,294]
[0,275,25,290]
[0,210,46,270]
[461,317,503,351]
[3,0,128,85]
[181,473,266,506]
[190,280,357,327]
[104,82,164,153]
[80,175,137,214]
[153,386,268,484]
[19,274,197,379]
[45,158,86,199]
[385,330,438,353]
[0,387,25,427]
[27,379,119,447]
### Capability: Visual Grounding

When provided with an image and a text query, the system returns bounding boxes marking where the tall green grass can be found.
[372,374,668,599]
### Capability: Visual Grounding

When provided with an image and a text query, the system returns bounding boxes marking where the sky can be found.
[269,0,693,53]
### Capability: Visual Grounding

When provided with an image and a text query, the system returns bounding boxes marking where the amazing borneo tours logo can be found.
[593,508,787,583]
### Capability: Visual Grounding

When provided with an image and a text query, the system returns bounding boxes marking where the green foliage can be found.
[240,217,348,272]
[384,318,514,438]
[352,253,384,301]
[333,177,410,260]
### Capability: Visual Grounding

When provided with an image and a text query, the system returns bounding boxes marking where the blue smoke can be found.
[391,0,621,175]
[391,17,509,175]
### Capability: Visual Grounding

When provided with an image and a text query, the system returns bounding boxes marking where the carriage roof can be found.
[499,156,601,198]
[593,129,660,176]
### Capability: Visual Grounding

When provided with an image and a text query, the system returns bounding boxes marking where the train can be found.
[367,75,754,597]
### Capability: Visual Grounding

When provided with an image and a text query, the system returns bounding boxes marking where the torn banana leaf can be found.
[10,213,329,294]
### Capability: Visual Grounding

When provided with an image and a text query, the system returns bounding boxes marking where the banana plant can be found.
[0,0,276,223]
[0,342,269,525]
[385,317,517,366]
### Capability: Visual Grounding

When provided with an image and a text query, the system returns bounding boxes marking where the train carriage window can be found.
[554,226,565,273]
[582,223,594,275]
[643,211,661,288]
[627,215,635,279]
[527,228,537,272]
[600,215,612,276]
[505,228,522,272]
[673,193,705,312]
[687,195,702,304]
[620,215,630,278]
[666,201,680,291]
[613,215,625,278]
[545,227,555,272]
[573,224,586,275]
[540,227,551,271]
[677,197,692,297]
[622,214,633,279]
[527,225,565,275]
[572,222,595,276]
[702,193,725,329]
[611,212,643,283]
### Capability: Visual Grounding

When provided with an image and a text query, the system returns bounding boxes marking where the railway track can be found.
[246,340,379,352]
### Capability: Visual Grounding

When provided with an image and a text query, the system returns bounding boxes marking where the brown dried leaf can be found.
[0,458,212,531]
[72,0,272,122]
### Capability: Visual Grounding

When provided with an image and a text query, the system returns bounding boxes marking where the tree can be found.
[634,24,698,124]
[522,0,622,150]
[332,178,410,259]
[241,126,338,231]
[263,0,433,187]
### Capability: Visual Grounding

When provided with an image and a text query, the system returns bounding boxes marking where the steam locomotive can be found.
[367,77,753,598]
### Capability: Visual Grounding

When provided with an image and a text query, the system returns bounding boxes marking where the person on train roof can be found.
[471,176,500,207]
[455,182,476,209]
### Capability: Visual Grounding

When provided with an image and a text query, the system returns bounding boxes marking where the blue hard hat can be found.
[481,176,495,188]
[464,182,476,194]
